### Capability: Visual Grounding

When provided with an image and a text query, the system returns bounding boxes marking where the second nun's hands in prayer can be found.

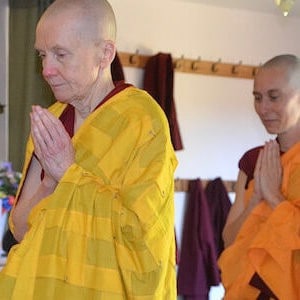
[253,140,284,209]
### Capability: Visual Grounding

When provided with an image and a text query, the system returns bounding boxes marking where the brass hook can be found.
[232,60,242,75]
[211,58,221,73]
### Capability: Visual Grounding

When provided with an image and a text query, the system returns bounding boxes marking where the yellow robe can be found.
[218,142,300,299]
[0,86,178,299]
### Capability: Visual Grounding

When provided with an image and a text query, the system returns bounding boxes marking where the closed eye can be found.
[253,92,262,102]
[36,50,46,60]
[55,52,67,60]
[268,90,281,101]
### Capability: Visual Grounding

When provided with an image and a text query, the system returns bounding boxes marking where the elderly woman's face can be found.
[35,13,102,104]
[252,66,300,135]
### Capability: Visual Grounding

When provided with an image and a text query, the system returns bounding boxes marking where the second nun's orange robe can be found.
[218,142,300,300]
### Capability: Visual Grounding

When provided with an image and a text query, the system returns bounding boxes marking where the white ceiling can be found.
[182,0,300,18]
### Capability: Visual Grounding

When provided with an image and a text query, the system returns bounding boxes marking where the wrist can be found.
[269,193,284,209]
[249,192,261,208]
[42,175,57,190]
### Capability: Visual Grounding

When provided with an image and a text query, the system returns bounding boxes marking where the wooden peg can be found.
[129,50,139,65]
[211,58,221,73]
[232,60,242,75]
[174,55,184,70]
[191,56,201,71]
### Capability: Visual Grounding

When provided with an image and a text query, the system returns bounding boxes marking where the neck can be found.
[72,75,115,119]
[72,75,115,131]
[277,125,300,152]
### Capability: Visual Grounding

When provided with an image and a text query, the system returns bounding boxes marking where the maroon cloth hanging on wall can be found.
[205,177,232,257]
[143,52,183,150]
[177,179,220,300]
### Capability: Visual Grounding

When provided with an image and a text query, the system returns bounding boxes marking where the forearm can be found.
[11,179,56,242]
[223,193,260,248]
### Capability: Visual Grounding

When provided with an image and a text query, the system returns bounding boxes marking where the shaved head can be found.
[34,0,118,106]
[258,54,300,90]
[39,0,117,44]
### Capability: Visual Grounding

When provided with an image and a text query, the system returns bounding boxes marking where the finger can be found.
[31,113,59,166]
[35,106,69,140]
[31,106,51,136]
[31,108,53,155]
[254,148,263,177]
[254,148,263,186]
[268,140,281,171]
[272,141,282,174]
[253,149,263,196]
[261,142,270,170]
[30,111,47,156]
[32,106,67,156]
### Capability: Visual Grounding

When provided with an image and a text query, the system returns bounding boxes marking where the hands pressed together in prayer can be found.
[30,105,75,186]
[252,140,284,209]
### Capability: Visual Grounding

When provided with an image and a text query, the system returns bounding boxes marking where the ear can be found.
[99,40,116,69]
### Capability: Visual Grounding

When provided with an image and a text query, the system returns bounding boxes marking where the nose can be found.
[255,98,271,115]
[42,56,58,78]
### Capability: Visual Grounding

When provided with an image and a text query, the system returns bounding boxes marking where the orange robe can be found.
[218,142,300,300]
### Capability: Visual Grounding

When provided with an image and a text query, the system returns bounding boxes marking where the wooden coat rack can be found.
[174,178,236,193]
[118,51,259,79]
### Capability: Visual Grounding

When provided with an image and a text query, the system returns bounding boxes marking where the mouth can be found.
[261,119,279,133]
[50,82,63,88]
[262,119,277,124]
[49,83,65,91]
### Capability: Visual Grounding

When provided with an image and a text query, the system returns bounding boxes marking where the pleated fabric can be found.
[219,142,300,300]
[0,86,178,299]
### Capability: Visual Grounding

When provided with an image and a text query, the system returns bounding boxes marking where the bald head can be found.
[258,54,300,90]
[35,0,118,104]
[39,0,117,44]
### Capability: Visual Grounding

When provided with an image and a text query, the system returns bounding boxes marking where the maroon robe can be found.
[205,177,231,257]
[177,179,220,299]
[143,52,183,150]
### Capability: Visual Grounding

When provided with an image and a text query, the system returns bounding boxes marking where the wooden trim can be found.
[174,178,236,193]
[118,51,258,79]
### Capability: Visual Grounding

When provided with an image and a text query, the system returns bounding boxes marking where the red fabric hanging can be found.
[143,52,183,150]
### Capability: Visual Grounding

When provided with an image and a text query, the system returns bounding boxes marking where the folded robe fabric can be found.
[143,52,183,151]
[177,179,220,300]
[0,85,178,300]
[218,141,300,300]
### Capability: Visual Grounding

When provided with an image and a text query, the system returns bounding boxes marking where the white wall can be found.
[108,1,300,298]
